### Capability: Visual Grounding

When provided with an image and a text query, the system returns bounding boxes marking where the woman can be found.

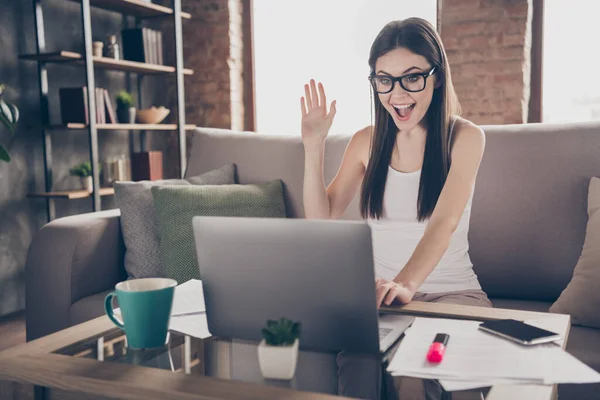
[301,18,492,399]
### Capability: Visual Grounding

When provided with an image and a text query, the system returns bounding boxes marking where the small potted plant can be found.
[257,317,301,380]
[116,90,135,124]
[69,161,101,192]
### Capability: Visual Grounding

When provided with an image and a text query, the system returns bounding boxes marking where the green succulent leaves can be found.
[260,317,301,346]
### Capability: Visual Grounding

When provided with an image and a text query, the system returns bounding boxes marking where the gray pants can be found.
[337,289,492,400]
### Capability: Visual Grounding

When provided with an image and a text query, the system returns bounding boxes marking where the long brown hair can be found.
[360,18,461,222]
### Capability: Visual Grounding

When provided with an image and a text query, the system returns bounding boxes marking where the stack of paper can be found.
[168,279,212,339]
[386,317,600,391]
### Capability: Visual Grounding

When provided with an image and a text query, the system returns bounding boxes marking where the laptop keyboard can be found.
[379,327,393,340]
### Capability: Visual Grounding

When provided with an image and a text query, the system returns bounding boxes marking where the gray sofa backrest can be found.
[470,122,600,301]
[186,128,361,220]
[186,123,600,302]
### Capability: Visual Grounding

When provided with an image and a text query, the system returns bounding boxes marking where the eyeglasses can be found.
[369,67,437,94]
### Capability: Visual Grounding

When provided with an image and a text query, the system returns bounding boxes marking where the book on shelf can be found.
[122,27,164,65]
[59,87,117,125]
[103,89,116,124]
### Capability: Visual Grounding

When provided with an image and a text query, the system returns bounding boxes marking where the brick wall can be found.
[179,0,244,129]
[441,0,533,125]
[161,0,245,177]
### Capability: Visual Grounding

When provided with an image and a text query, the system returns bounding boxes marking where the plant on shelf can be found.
[115,90,136,124]
[0,83,20,163]
[69,161,101,193]
[257,317,301,380]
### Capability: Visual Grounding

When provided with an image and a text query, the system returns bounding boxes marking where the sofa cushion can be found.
[469,123,600,302]
[69,289,112,326]
[550,177,600,329]
[186,127,361,220]
[151,180,287,284]
[566,325,600,372]
[113,164,236,279]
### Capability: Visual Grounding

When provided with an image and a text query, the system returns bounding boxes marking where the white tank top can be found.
[367,120,482,293]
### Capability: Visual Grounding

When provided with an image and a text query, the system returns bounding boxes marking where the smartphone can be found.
[478,319,562,345]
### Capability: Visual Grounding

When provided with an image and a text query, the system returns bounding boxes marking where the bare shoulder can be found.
[352,125,373,144]
[451,117,485,155]
[347,125,373,165]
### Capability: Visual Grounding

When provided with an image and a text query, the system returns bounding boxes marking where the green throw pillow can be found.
[151,180,287,284]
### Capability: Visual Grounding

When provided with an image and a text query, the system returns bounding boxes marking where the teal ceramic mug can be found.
[104,278,177,349]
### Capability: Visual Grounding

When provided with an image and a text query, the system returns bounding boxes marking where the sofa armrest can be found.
[25,209,126,341]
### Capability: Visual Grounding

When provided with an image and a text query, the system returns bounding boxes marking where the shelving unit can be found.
[22,0,191,221]
[27,187,115,200]
[48,123,197,130]
[65,0,192,19]
[19,51,194,75]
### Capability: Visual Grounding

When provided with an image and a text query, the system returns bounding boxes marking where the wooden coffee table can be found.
[0,302,570,400]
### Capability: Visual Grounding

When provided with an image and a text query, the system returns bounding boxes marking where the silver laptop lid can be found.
[193,216,380,354]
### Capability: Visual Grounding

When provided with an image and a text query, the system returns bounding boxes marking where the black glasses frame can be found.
[369,66,437,94]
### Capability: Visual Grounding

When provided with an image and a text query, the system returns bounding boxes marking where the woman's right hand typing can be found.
[301,79,336,149]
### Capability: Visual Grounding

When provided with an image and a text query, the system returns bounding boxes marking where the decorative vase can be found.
[105,35,120,60]
[92,41,103,57]
[117,106,136,124]
[257,339,299,380]
[128,107,136,124]
[81,176,93,193]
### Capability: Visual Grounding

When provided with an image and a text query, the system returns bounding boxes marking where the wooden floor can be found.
[0,311,26,352]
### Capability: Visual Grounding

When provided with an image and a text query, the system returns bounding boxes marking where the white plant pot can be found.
[81,176,93,193]
[257,339,299,380]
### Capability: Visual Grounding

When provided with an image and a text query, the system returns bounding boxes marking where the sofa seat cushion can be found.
[69,289,112,326]
[490,298,600,372]
[565,326,600,372]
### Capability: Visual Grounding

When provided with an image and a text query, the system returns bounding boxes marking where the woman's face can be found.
[373,47,438,132]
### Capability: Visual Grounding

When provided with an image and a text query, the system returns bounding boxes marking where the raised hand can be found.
[301,79,336,149]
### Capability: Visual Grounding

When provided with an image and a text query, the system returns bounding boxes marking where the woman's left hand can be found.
[375,279,415,308]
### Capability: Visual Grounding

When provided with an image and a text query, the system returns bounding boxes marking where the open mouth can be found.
[392,103,415,121]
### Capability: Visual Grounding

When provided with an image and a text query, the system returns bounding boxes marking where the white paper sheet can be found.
[170,279,205,316]
[387,317,549,381]
[389,317,600,392]
[439,378,545,392]
[169,312,212,339]
[168,279,211,339]
[439,344,600,392]
[543,345,600,384]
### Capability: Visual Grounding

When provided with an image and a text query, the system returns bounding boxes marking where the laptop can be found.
[192,216,414,354]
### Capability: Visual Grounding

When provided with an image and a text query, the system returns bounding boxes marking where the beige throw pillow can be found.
[550,177,600,328]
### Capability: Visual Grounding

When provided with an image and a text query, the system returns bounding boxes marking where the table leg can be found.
[34,385,47,400]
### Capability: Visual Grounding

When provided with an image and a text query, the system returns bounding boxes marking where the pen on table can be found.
[426,333,449,363]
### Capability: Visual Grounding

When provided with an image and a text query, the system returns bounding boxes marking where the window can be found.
[543,1,600,123]
[252,0,438,135]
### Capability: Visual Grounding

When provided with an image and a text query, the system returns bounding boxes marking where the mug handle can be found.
[104,292,125,329]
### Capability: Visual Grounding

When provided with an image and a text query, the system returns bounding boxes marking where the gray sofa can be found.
[26,122,600,398]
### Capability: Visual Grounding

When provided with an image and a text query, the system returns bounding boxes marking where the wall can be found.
[166,0,243,129]
[440,0,533,125]
[0,0,166,317]
[158,0,246,177]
